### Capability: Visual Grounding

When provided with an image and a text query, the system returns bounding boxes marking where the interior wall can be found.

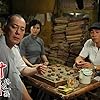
[11,0,55,15]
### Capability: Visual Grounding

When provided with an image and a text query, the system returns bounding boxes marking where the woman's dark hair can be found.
[27,19,41,33]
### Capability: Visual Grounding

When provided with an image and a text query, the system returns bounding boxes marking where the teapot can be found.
[79,68,93,84]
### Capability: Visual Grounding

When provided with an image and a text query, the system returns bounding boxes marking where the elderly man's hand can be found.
[36,64,47,75]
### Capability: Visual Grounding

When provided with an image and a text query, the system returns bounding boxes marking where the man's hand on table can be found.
[36,64,47,75]
[75,61,94,69]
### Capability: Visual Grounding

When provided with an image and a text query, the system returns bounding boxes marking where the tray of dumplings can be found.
[33,64,77,87]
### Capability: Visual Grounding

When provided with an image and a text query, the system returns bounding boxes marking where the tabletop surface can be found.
[26,75,100,100]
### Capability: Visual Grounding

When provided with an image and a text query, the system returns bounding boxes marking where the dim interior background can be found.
[0,0,100,67]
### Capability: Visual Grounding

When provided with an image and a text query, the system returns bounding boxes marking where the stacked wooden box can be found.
[47,17,88,67]
[66,20,83,43]
[65,20,84,66]
[51,17,68,43]
[47,41,70,64]
[47,17,69,64]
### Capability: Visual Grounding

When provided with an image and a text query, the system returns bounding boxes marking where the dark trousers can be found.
[30,86,54,100]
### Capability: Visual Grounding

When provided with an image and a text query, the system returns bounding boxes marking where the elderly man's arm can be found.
[20,64,47,76]
[21,66,37,76]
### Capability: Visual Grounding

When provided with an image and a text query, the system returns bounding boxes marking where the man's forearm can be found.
[94,65,100,71]
[75,56,85,63]
[21,66,37,76]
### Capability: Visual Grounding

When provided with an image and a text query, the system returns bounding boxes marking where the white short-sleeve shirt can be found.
[79,39,100,65]
[11,45,27,72]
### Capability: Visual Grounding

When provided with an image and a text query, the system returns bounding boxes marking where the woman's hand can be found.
[43,61,49,66]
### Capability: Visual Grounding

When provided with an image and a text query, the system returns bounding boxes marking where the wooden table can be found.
[26,75,100,100]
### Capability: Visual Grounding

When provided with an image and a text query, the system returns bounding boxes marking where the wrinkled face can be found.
[6,16,26,47]
[30,24,40,36]
[90,29,100,43]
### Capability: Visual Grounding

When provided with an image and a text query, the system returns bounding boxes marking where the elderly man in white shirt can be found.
[0,14,47,100]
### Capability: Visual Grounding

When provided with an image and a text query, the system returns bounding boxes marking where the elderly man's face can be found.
[6,16,26,47]
[90,29,100,43]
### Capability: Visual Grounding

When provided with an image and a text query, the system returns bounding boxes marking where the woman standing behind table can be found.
[20,19,49,67]
[19,19,50,100]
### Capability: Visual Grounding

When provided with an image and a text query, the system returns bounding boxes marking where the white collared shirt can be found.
[79,39,100,65]
[11,45,27,72]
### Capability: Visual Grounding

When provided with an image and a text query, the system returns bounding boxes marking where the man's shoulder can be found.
[85,39,94,46]
[86,39,93,43]
[0,35,9,51]
[0,34,6,43]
